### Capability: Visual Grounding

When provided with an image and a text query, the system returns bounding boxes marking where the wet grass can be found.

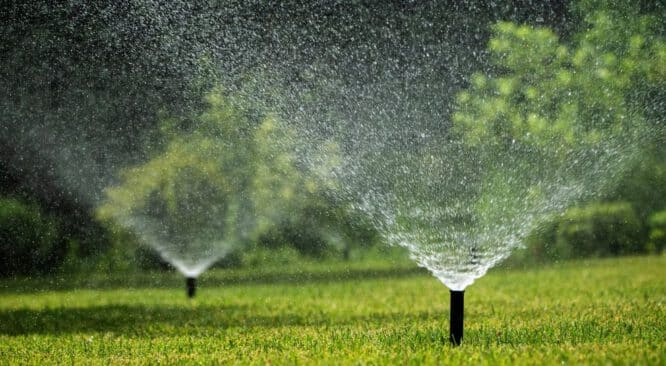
[0,255,664,365]
[0,257,424,294]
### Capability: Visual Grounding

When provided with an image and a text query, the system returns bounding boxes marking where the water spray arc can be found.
[284,2,651,345]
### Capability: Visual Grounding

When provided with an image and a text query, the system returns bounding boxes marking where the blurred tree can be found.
[98,88,357,266]
[451,0,664,259]
[452,8,663,150]
[97,90,258,268]
[647,210,666,254]
[0,197,62,276]
[555,202,643,258]
[251,122,376,259]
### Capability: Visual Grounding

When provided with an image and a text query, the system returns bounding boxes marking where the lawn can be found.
[0,255,664,365]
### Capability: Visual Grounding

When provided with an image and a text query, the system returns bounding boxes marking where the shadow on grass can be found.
[0,266,428,294]
[0,304,441,336]
[4,304,636,345]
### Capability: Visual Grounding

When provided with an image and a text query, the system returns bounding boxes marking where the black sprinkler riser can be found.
[186,277,197,298]
[450,290,464,345]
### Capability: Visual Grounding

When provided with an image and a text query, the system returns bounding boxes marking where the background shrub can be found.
[519,201,648,264]
[647,210,666,254]
[0,197,62,276]
[555,202,644,258]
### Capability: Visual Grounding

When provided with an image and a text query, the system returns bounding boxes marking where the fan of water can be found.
[325,137,642,291]
[98,149,251,278]
[3,2,657,304]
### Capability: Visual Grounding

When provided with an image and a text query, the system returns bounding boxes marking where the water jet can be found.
[288,11,648,345]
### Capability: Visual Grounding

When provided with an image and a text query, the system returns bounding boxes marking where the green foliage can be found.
[257,203,379,260]
[253,130,376,259]
[0,255,663,364]
[0,197,61,277]
[452,7,663,150]
[451,2,664,264]
[98,88,358,266]
[556,202,643,257]
[250,113,328,238]
[612,156,666,220]
[510,217,561,265]
[647,210,666,254]
[526,202,644,261]
[97,89,270,267]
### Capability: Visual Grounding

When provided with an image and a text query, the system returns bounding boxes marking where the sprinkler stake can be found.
[186,277,197,298]
[450,290,464,345]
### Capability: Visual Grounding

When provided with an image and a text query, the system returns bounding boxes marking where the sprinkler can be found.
[449,290,464,345]
[186,277,197,298]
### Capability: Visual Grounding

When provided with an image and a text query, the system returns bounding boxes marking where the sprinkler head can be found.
[450,290,464,345]
[186,277,197,298]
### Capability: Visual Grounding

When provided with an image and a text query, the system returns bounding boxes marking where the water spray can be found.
[449,290,464,345]
[186,277,197,298]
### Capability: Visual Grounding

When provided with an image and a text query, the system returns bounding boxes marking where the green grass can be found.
[0,255,664,365]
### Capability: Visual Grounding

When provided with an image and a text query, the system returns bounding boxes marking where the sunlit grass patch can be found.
[0,255,663,365]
